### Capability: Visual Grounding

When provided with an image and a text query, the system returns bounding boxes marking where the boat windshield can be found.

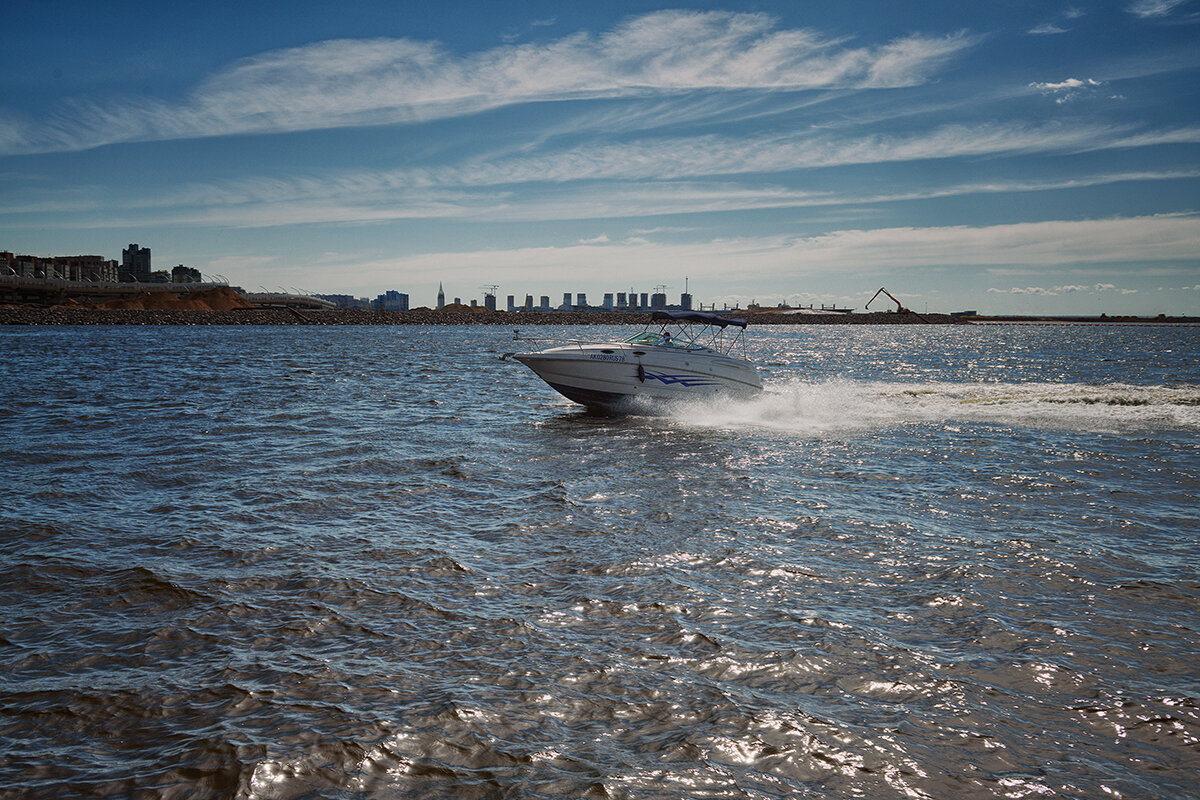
[623,331,709,350]
[626,331,665,346]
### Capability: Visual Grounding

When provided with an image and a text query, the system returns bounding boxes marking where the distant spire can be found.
[437,282,445,309]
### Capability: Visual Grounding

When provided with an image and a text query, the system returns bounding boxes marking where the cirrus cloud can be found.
[295,213,1200,293]
[5,11,976,155]
[988,283,1140,295]
[1127,0,1191,18]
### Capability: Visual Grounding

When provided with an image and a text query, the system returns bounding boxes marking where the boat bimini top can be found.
[629,310,752,357]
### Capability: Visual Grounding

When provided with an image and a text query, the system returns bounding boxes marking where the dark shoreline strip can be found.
[1,308,1195,326]
[0,308,958,325]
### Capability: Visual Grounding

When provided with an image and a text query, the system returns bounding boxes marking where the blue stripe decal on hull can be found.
[640,372,719,387]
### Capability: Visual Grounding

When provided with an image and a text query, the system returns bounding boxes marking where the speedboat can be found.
[509,310,763,412]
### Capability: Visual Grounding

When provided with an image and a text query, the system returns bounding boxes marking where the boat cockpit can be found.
[623,330,706,350]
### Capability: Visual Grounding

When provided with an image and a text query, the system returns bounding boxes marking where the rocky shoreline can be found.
[3,306,1195,326]
[0,306,971,325]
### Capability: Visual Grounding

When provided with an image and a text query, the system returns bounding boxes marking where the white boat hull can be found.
[514,343,762,411]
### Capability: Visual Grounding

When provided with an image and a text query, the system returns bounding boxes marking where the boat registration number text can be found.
[587,353,626,362]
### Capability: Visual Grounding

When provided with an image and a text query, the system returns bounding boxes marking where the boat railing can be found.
[501,331,596,360]
[508,330,595,347]
[505,321,751,359]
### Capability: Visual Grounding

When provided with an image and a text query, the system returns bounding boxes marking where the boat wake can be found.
[665,379,1200,434]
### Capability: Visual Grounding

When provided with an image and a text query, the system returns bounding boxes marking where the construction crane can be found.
[480,284,500,311]
[866,287,930,322]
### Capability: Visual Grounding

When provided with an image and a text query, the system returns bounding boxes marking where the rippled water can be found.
[2,324,1198,799]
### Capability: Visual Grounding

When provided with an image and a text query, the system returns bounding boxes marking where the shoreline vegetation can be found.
[2,306,1197,326]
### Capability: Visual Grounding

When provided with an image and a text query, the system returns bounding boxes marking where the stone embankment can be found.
[0,306,970,325]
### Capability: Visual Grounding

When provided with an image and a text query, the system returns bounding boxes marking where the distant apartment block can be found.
[2,251,120,282]
[373,290,409,311]
[316,294,370,310]
[122,244,151,282]
[172,265,201,283]
[444,284,697,313]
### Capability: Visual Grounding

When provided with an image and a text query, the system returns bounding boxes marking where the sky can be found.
[2,0,1199,315]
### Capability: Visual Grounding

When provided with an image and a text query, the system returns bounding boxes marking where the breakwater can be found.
[0,307,968,325]
[6,306,1195,326]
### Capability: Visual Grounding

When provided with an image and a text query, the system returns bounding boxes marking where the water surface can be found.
[2,324,1198,799]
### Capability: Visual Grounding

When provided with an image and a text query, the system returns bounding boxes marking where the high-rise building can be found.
[680,292,693,310]
[122,244,151,282]
[374,290,409,311]
[603,293,614,310]
[437,283,445,309]
[539,296,550,311]
[524,295,534,312]
[562,292,572,310]
[507,295,516,312]
[651,292,667,309]
[576,293,587,309]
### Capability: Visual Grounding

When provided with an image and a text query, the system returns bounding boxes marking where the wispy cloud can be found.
[1029,6,1087,34]
[3,11,976,155]
[1109,125,1200,148]
[987,283,1139,295]
[394,121,1142,188]
[1126,0,1191,17]
[276,214,1200,293]
[56,170,1195,231]
[774,215,1200,271]
[13,123,1192,230]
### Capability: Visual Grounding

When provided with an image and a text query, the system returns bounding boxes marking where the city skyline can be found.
[3,244,719,313]
[2,1,1199,315]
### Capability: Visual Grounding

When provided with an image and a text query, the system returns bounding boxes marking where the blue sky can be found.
[3,0,1199,315]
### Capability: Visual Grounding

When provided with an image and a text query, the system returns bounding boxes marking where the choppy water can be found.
[2,323,1198,799]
